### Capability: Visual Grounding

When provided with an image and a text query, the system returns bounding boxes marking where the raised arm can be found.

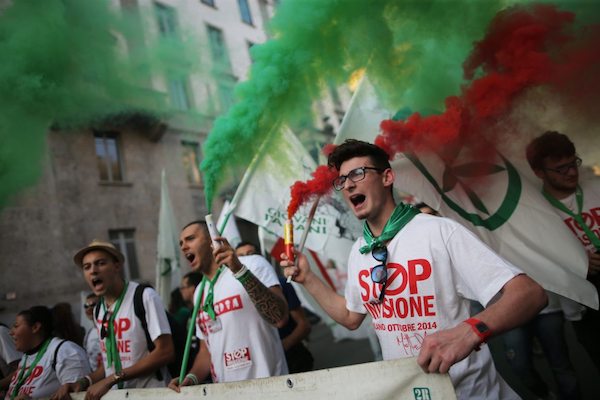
[283,253,365,330]
[213,237,289,327]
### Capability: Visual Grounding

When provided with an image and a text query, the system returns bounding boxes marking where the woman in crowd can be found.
[6,306,90,400]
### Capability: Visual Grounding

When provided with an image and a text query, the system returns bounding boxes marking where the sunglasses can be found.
[100,311,113,339]
[84,302,97,309]
[370,245,388,302]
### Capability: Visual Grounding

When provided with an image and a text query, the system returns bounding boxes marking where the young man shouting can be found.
[284,140,547,399]
[169,221,288,390]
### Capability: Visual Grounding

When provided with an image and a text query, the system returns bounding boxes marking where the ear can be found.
[382,167,395,187]
[31,321,42,335]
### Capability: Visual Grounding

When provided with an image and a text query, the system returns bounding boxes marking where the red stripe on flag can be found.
[309,250,336,291]
[270,238,286,263]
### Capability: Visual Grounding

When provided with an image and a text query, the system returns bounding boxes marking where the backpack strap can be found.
[133,284,162,381]
[52,339,68,370]
[94,299,101,320]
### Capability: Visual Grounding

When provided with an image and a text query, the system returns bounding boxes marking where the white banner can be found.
[393,152,597,309]
[69,358,456,400]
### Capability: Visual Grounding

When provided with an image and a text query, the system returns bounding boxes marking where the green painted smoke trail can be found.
[201,0,507,209]
[0,0,202,208]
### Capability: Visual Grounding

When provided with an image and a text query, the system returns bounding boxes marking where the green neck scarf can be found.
[101,281,128,389]
[543,186,600,250]
[200,267,224,321]
[10,338,52,400]
[360,203,421,254]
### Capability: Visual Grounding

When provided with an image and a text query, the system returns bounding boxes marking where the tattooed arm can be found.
[213,237,289,327]
[238,273,288,327]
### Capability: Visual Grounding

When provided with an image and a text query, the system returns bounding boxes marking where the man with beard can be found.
[527,131,600,373]
[168,221,288,390]
[283,139,547,399]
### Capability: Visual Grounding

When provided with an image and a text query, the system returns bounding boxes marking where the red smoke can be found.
[379,3,600,159]
[287,164,338,218]
[287,3,600,218]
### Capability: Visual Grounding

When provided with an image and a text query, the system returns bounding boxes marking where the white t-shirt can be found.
[0,325,21,376]
[194,255,288,383]
[84,326,102,371]
[5,338,90,399]
[556,179,600,253]
[95,282,171,389]
[552,179,600,318]
[345,214,521,400]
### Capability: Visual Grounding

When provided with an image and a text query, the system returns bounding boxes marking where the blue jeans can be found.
[503,311,580,399]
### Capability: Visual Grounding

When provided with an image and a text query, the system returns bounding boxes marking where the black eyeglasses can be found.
[370,245,388,302]
[333,167,385,191]
[544,157,582,175]
[84,302,97,309]
[100,311,112,339]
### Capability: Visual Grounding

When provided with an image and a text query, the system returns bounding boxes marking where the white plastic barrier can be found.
[71,358,456,400]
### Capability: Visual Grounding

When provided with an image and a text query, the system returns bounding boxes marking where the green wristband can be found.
[237,269,252,285]
[185,373,199,385]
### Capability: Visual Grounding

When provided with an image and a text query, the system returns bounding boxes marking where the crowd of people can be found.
[0,131,598,400]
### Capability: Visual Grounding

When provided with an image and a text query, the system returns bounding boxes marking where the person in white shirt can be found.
[6,306,90,400]
[527,131,600,373]
[61,240,174,400]
[283,139,547,400]
[168,221,288,390]
[0,323,22,396]
[82,294,102,371]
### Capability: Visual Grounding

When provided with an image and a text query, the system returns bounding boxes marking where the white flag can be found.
[156,169,181,305]
[336,76,598,309]
[217,200,242,248]
[232,128,360,260]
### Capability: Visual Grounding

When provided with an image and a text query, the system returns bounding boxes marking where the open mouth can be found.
[185,253,196,264]
[350,194,366,207]
[91,278,103,288]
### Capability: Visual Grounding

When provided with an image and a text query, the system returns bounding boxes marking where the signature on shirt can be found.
[396,332,426,356]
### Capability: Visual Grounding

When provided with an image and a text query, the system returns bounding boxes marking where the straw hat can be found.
[73,239,125,267]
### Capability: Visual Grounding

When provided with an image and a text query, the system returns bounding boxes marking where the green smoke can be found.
[201,0,506,209]
[0,0,203,208]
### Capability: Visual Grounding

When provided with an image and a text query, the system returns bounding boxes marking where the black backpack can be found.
[133,284,192,380]
[95,284,194,380]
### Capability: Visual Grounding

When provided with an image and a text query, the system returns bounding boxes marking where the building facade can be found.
[0,0,349,319]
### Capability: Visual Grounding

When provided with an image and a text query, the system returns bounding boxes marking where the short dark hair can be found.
[182,220,208,232]
[183,272,203,287]
[328,139,391,171]
[235,241,258,251]
[526,131,576,171]
[18,306,53,339]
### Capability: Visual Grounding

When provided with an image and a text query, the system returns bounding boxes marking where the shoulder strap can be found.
[94,299,101,320]
[133,284,155,352]
[133,284,163,381]
[52,339,68,370]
